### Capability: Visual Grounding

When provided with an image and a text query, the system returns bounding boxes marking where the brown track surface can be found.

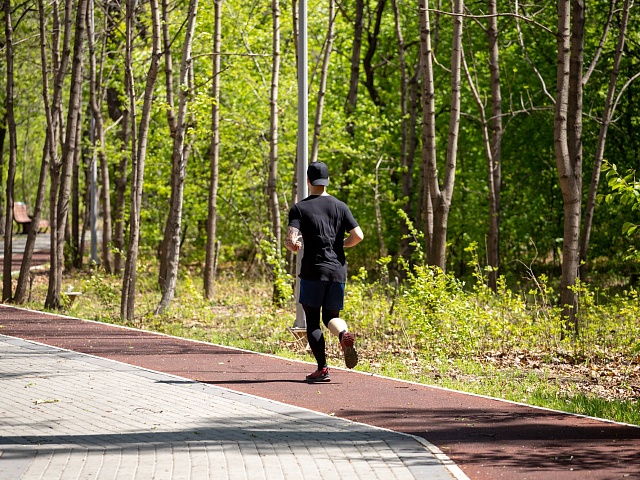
[0,305,639,479]
[1,250,50,272]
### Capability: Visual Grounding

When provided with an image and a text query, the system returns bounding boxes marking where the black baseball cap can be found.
[307,161,329,186]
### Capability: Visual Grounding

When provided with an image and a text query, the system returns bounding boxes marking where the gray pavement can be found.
[0,335,457,480]
[1,234,50,256]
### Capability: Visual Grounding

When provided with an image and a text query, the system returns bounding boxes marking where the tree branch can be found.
[428,8,554,35]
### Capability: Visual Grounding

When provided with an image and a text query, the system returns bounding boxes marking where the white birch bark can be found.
[156,0,199,314]
[204,0,223,299]
[121,0,162,320]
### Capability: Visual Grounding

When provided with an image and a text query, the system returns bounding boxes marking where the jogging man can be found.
[285,161,364,382]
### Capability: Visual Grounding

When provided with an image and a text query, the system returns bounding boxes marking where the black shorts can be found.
[299,279,345,310]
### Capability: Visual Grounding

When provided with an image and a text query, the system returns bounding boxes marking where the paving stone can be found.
[0,336,454,480]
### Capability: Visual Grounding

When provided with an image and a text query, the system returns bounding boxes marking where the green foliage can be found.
[258,236,293,307]
[602,162,640,243]
[84,272,121,313]
[344,239,640,367]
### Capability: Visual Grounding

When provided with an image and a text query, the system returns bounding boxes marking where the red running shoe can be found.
[340,331,358,369]
[305,367,330,382]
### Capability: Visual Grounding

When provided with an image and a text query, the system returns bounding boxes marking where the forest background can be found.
[1,0,640,424]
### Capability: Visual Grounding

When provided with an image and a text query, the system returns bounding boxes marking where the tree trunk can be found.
[204,0,222,300]
[374,157,387,257]
[267,0,281,253]
[419,0,436,258]
[430,0,463,270]
[121,0,162,321]
[408,65,421,230]
[421,0,463,270]
[46,0,88,309]
[3,0,18,301]
[486,0,503,291]
[0,117,6,237]
[105,1,128,275]
[113,112,129,274]
[156,0,198,314]
[362,0,386,107]
[71,112,82,269]
[554,0,581,334]
[46,0,74,300]
[344,0,364,128]
[392,0,416,260]
[120,0,137,316]
[580,0,631,279]
[343,0,364,164]
[310,0,335,164]
[158,0,178,290]
[87,0,113,273]
[162,0,177,137]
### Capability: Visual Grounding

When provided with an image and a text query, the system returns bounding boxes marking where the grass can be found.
[21,262,640,427]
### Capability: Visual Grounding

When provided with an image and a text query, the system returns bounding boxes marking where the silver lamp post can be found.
[292,0,308,334]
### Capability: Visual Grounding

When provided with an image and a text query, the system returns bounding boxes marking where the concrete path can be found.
[0,335,457,480]
[1,306,639,479]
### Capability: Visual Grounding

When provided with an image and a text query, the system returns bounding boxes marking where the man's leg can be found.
[323,284,358,369]
[303,305,327,370]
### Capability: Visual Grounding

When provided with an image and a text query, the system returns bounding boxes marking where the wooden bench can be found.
[13,202,50,234]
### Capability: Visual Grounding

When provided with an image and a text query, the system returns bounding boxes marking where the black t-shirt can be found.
[288,194,359,283]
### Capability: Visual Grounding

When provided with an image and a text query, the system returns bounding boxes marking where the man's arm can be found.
[285,226,303,252]
[344,226,364,248]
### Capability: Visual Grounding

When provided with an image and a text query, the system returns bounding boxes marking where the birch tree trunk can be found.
[420,0,463,270]
[580,0,632,278]
[15,0,60,303]
[121,0,161,320]
[156,0,198,314]
[419,0,436,257]
[204,0,222,299]
[267,0,281,252]
[45,0,88,309]
[43,0,72,307]
[3,0,17,301]
[554,0,582,334]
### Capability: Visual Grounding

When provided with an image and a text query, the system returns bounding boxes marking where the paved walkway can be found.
[0,233,50,273]
[0,335,457,480]
[0,306,640,480]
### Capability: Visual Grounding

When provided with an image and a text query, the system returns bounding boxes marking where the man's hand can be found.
[285,226,303,252]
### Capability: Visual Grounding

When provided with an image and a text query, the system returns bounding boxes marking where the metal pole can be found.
[293,0,308,331]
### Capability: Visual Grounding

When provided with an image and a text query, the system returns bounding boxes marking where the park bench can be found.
[13,202,50,234]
